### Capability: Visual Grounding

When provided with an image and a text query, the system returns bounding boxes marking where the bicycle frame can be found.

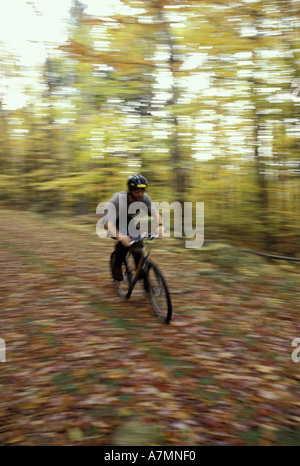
[111,233,172,324]
[125,242,150,300]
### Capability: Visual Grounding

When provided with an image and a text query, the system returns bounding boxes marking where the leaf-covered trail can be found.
[0,209,300,446]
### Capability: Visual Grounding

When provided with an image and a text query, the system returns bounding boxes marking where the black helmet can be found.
[127,174,148,191]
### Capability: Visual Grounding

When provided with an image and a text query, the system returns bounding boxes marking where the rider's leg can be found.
[115,241,127,267]
[112,241,127,281]
[111,216,135,281]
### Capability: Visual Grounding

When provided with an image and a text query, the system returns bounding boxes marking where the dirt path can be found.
[0,209,300,445]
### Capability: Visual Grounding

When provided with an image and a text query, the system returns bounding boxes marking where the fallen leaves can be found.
[0,209,300,445]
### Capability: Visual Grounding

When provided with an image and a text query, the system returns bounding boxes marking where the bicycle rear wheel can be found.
[146,262,172,324]
[110,250,133,298]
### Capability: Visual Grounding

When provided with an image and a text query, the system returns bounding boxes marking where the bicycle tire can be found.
[110,250,133,298]
[146,261,172,324]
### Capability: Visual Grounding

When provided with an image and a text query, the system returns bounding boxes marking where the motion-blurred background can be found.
[0,0,299,254]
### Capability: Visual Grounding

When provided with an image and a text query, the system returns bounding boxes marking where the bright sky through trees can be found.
[0,0,131,108]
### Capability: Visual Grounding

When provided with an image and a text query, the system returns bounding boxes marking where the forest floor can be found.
[0,207,300,446]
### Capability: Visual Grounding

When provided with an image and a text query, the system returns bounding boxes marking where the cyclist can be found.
[103,174,164,281]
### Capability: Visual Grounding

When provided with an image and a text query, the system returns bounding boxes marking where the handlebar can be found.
[129,233,158,246]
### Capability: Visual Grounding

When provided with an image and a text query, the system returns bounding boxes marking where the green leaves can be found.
[0,0,300,253]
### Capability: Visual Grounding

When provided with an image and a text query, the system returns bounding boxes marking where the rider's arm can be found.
[154,212,165,238]
[106,220,131,246]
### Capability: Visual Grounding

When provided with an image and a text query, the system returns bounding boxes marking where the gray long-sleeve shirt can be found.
[103,191,157,236]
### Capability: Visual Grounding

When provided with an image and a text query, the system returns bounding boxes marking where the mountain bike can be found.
[110,233,172,324]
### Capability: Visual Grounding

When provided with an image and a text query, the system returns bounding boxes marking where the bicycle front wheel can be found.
[146,262,172,324]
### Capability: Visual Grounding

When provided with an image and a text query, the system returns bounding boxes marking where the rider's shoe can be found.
[113,266,123,281]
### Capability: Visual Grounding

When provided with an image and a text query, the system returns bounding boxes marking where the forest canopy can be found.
[0,0,299,255]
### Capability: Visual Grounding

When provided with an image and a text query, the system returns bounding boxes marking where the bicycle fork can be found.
[126,246,149,300]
